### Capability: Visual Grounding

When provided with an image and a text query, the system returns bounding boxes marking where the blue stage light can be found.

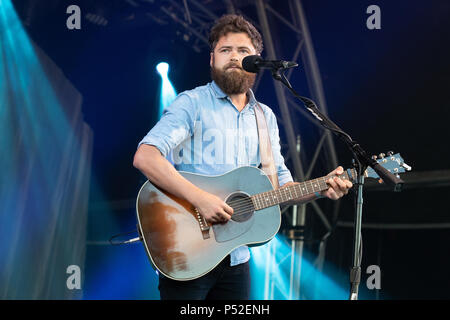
[250,235,349,300]
[0,0,97,299]
[156,62,169,78]
[155,62,177,117]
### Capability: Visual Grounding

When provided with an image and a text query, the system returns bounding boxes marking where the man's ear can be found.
[210,52,213,67]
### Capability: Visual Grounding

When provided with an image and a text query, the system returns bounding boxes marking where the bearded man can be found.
[133,14,352,300]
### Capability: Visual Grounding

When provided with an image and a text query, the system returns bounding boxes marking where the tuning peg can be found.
[371,155,377,160]
[401,162,412,171]
[378,153,386,158]
[387,151,394,156]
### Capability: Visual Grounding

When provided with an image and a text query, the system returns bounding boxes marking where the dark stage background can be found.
[5,0,450,299]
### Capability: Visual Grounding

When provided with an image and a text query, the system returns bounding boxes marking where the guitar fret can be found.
[300,184,306,196]
[253,195,259,211]
[321,177,329,189]
[259,194,264,210]
[258,194,262,210]
[307,180,313,193]
[252,171,354,211]
[312,179,320,192]
[258,194,264,210]
[264,192,268,207]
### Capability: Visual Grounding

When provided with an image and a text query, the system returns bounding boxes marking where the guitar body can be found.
[136,166,280,281]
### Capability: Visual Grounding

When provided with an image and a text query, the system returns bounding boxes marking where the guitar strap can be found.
[254,101,279,189]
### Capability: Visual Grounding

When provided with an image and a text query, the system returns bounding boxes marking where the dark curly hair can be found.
[209,14,263,54]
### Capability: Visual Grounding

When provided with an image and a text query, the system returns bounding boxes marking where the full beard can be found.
[211,64,256,95]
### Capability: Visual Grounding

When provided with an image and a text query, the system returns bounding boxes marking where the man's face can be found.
[210,32,257,95]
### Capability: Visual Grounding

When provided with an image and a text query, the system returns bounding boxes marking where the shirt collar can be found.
[246,88,257,108]
[211,81,257,108]
[211,81,227,99]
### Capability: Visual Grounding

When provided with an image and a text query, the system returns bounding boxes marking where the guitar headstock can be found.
[365,151,411,180]
[345,152,411,184]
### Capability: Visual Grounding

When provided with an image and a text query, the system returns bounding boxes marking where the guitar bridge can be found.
[194,208,210,239]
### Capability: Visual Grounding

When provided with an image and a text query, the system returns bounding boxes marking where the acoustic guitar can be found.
[136,152,409,281]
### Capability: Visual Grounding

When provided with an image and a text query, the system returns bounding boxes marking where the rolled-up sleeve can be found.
[138,93,197,157]
[265,108,294,187]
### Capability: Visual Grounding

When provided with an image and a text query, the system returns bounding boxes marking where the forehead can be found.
[215,32,256,50]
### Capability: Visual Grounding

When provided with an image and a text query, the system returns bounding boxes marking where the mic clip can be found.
[271,68,293,90]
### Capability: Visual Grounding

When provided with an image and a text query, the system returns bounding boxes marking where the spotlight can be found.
[156,62,169,77]
[155,61,177,118]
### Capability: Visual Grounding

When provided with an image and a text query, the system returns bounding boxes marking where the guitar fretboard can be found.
[251,170,354,210]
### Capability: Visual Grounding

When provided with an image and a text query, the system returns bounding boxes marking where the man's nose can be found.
[230,50,239,62]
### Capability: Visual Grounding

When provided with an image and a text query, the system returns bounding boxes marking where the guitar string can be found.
[223,177,331,213]
[223,184,329,215]
[226,172,347,210]
[198,174,345,218]
[204,172,352,220]
[223,176,331,209]
[225,185,329,218]
[206,176,339,220]
[222,177,346,218]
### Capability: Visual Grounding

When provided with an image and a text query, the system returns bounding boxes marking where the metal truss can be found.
[254,0,339,300]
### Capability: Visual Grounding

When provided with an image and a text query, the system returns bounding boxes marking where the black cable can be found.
[276,71,355,144]
[109,228,142,246]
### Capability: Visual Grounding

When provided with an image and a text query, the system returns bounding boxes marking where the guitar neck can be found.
[251,169,355,210]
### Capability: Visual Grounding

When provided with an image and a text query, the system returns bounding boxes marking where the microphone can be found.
[242,55,298,73]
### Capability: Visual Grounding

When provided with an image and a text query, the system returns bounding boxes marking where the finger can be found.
[325,182,337,199]
[327,178,344,198]
[223,203,234,215]
[330,166,344,176]
[334,177,349,193]
[207,216,217,224]
[343,179,353,192]
[281,182,300,188]
[325,187,340,200]
[219,210,231,221]
[341,178,353,193]
[327,177,338,190]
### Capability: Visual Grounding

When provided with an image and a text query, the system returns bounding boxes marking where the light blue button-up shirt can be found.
[138,81,293,266]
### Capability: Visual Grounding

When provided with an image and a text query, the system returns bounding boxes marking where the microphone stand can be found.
[270,68,404,300]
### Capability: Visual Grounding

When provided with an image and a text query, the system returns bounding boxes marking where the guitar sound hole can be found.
[225,191,254,222]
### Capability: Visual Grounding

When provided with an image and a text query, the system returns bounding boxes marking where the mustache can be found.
[224,63,242,70]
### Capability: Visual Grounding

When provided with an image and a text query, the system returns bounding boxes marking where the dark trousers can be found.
[158,255,250,300]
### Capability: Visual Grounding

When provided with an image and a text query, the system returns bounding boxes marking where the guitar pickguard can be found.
[212,216,255,243]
